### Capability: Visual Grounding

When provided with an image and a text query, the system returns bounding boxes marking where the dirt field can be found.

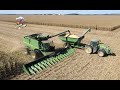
[1,15,120,26]
[0,15,120,80]
[0,15,120,30]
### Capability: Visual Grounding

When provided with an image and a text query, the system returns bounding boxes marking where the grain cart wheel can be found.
[85,45,93,54]
[31,50,44,60]
[24,48,30,55]
[98,49,106,57]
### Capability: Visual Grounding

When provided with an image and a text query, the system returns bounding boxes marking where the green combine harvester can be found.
[22,29,114,75]
[23,30,71,60]
[22,30,76,75]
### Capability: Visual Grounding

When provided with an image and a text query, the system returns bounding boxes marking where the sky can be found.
[0,10,120,14]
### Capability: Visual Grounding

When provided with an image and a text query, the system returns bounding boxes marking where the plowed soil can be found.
[0,18,120,80]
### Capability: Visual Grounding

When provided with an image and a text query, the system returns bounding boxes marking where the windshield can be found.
[91,41,98,46]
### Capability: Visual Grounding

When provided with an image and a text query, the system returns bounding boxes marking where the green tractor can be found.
[85,39,113,57]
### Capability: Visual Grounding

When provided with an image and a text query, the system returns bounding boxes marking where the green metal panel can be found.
[99,44,111,54]
[59,36,79,43]
[23,37,40,50]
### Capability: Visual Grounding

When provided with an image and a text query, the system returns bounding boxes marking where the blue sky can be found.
[0,10,120,14]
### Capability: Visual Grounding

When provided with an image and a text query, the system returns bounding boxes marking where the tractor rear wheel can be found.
[98,49,106,57]
[85,45,93,54]
[31,50,44,60]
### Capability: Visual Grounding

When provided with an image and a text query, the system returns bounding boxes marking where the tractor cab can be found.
[90,39,100,47]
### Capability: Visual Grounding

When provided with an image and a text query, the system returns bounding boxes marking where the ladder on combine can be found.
[23,48,75,75]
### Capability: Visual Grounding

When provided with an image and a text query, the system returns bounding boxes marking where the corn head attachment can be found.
[23,48,75,75]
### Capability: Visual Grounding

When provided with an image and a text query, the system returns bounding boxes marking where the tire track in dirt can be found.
[11,22,120,79]
[0,21,120,80]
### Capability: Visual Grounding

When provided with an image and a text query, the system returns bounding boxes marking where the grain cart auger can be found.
[22,30,75,75]
[58,28,91,49]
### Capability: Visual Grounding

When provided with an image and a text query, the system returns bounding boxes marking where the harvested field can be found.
[0,15,120,31]
[0,15,120,80]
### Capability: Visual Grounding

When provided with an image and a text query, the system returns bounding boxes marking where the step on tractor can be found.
[22,29,114,75]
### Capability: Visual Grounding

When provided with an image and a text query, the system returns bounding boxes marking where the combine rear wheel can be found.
[85,45,93,54]
[31,50,44,60]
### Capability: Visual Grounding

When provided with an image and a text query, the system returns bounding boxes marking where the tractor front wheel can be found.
[85,45,93,54]
[31,50,44,60]
[98,49,106,57]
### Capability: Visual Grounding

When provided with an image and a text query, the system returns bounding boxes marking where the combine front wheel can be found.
[24,48,30,55]
[31,50,44,60]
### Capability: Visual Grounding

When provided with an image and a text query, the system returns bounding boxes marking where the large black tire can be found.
[63,43,71,48]
[98,49,106,57]
[85,45,93,54]
[31,50,44,60]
